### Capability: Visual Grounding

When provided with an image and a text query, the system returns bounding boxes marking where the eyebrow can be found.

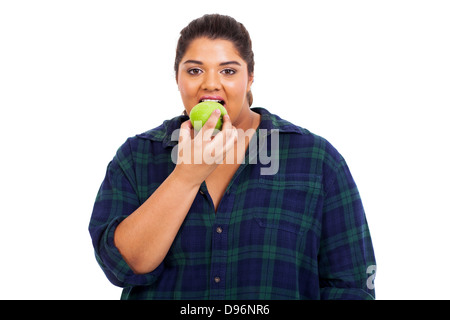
[219,61,241,67]
[183,60,241,67]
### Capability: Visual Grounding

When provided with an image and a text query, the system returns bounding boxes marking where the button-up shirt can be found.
[88,107,376,299]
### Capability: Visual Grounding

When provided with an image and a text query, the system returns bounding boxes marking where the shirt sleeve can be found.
[88,139,164,287]
[318,158,376,300]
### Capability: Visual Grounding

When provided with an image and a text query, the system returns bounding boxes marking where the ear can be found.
[175,73,180,91]
[247,73,254,92]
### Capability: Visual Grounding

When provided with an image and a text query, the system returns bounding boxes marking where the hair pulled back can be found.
[174,14,254,106]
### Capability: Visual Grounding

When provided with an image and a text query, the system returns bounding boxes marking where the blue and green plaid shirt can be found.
[89,107,376,300]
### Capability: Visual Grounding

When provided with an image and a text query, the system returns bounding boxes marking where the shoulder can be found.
[254,107,344,166]
[134,114,188,147]
[256,107,351,192]
[112,114,188,167]
[119,114,188,152]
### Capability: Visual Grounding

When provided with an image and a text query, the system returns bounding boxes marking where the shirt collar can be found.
[137,107,306,148]
[253,107,307,134]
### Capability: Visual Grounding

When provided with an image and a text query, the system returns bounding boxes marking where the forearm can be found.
[114,167,200,274]
[114,115,236,275]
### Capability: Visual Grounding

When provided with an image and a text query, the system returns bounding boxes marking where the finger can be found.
[223,127,238,152]
[199,109,221,141]
[179,120,193,143]
[221,114,232,131]
[220,114,236,142]
[210,124,237,164]
[206,109,221,127]
[180,119,193,130]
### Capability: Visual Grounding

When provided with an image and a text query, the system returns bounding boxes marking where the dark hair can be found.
[174,14,254,106]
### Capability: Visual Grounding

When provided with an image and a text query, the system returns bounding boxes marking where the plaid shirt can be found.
[89,107,376,300]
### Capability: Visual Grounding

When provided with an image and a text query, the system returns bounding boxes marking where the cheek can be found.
[178,78,192,96]
[225,77,249,101]
[178,78,198,105]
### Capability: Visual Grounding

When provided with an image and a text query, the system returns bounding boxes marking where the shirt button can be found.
[214,276,221,283]
[199,190,205,195]
[216,226,223,234]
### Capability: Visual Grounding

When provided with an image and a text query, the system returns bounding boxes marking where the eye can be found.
[221,68,236,76]
[187,68,203,75]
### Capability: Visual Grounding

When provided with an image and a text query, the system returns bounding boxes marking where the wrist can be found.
[170,166,203,191]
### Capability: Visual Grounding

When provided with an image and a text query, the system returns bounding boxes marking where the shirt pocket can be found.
[253,173,322,236]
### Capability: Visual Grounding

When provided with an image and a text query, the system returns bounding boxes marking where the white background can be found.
[1,0,449,300]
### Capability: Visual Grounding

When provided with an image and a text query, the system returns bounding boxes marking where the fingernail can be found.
[215,109,221,114]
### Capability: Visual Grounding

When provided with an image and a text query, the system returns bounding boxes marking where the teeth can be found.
[201,99,221,103]
[201,99,225,105]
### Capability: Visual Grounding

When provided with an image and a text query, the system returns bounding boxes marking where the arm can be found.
[114,111,237,274]
[318,159,376,300]
[113,166,200,274]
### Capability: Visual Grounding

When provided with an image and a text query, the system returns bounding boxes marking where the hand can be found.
[174,109,237,186]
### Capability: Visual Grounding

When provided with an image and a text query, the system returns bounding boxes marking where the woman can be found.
[89,14,376,300]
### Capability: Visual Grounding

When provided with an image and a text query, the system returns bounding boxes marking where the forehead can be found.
[182,37,244,64]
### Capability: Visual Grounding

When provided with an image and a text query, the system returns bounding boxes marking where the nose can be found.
[201,71,221,91]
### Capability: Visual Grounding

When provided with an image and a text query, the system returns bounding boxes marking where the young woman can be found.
[89,14,376,300]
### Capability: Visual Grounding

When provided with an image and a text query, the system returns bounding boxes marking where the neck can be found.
[233,106,260,132]
[226,106,260,166]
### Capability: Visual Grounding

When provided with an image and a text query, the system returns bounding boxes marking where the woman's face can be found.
[177,37,254,128]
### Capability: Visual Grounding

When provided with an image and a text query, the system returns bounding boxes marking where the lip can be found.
[198,95,226,107]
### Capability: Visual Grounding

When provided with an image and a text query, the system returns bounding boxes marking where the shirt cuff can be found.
[320,287,375,300]
[99,216,164,287]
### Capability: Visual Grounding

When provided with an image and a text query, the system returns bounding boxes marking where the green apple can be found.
[189,101,228,131]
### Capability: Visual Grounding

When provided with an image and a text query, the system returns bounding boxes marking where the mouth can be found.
[199,96,226,106]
